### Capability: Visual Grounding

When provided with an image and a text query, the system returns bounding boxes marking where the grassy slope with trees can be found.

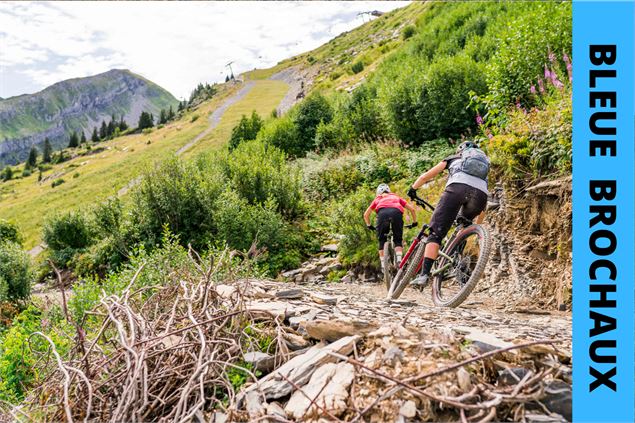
[0,1,572,408]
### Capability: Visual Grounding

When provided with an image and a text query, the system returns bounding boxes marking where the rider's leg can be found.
[412,185,464,285]
[392,210,404,263]
[376,209,390,269]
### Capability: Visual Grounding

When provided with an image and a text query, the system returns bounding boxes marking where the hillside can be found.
[0,2,573,421]
[0,3,424,249]
[0,69,178,165]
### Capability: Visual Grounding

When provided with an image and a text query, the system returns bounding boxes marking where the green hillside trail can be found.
[116,76,289,197]
[175,81,257,156]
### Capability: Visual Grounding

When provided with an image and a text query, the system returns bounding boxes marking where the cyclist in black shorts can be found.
[407,141,490,286]
[364,184,418,270]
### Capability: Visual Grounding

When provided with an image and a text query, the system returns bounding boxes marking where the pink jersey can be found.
[370,193,407,213]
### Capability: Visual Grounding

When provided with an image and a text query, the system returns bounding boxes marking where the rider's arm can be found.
[363,206,373,226]
[411,160,447,189]
[404,202,417,224]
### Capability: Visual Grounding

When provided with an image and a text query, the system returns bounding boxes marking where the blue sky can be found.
[0,1,408,100]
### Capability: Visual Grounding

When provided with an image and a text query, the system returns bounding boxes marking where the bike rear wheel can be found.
[383,241,397,291]
[432,224,491,308]
[387,241,425,300]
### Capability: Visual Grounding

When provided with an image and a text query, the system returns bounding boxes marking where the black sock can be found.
[422,257,435,275]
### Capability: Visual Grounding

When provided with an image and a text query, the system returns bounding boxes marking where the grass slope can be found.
[0,85,236,247]
[0,2,426,248]
[183,80,289,158]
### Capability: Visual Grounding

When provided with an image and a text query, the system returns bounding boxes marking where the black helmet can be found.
[456,141,478,153]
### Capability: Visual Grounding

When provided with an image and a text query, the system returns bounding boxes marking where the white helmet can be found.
[376,183,391,196]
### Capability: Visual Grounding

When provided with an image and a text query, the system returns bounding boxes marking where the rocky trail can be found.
[214,273,572,422]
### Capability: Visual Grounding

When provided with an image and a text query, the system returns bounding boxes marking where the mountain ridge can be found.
[0,69,178,165]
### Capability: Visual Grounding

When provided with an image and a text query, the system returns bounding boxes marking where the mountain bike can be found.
[382,223,417,290]
[387,194,491,308]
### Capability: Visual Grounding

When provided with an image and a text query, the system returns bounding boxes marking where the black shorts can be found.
[376,207,403,250]
[428,183,487,244]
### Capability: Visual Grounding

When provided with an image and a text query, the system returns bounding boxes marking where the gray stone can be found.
[399,400,417,418]
[284,362,355,419]
[497,367,531,386]
[311,292,338,305]
[542,380,572,422]
[321,244,339,252]
[457,367,473,391]
[244,351,275,373]
[383,346,404,365]
[304,319,376,342]
[275,288,304,300]
[281,269,302,279]
[239,335,360,401]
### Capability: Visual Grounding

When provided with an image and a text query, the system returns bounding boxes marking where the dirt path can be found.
[115,81,257,197]
[175,81,256,155]
[255,279,572,351]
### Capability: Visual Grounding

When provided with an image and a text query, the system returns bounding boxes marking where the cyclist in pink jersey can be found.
[363,184,417,269]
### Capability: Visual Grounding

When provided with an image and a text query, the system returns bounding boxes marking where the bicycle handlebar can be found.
[411,194,436,212]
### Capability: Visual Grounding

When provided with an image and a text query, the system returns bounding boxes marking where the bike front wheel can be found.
[432,224,491,308]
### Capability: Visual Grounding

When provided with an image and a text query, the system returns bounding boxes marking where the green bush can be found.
[402,25,416,39]
[351,61,364,74]
[385,55,486,144]
[257,114,300,156]
[485,88,571,178]
[293,93,333,156]
[343,85,388,141]
[130,157,224,250]
[229,111,263,151]
[487,1,571,109]
[51,178,65,188]
[0,220,22,246]
[0,242,32,302]
[43,210,94,267]
[0,306,41,401]
[330,188,377,269]
[224,140,302,217]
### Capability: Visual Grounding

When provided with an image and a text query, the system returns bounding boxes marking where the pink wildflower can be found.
[544,65,551,79]
[548,51,556,63]
[476,114,483,125]
[537,78,545,93]
[566,63,572,82]
[530,85,536,94]
[563,53,571,65]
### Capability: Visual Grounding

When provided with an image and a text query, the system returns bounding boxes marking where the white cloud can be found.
[0,1,409,99]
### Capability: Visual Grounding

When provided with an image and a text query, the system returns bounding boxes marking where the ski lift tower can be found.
[226,61,235,80]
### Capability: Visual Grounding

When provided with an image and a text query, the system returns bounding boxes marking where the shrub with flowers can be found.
[480,52,572,180]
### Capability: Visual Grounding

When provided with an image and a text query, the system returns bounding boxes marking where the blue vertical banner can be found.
[572,1,635,422]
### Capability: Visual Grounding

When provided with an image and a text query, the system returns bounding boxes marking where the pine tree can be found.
[167,105,175,121]
[2,166,13,182]
[99,120,108,139]
[92,127,99,142]
[80,132,87,144]
[107,120,115,137]
[68,131,79,148]
[26,146,38,169]
[138,111,154,130]
[178,101,184,112]
[225,75,230,83]
[119,116,128,131]
[43,138,52,163]
[159,109,167,124]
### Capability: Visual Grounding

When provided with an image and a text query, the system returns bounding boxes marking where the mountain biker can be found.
[407,141,489,287]
[363,184,418,270]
